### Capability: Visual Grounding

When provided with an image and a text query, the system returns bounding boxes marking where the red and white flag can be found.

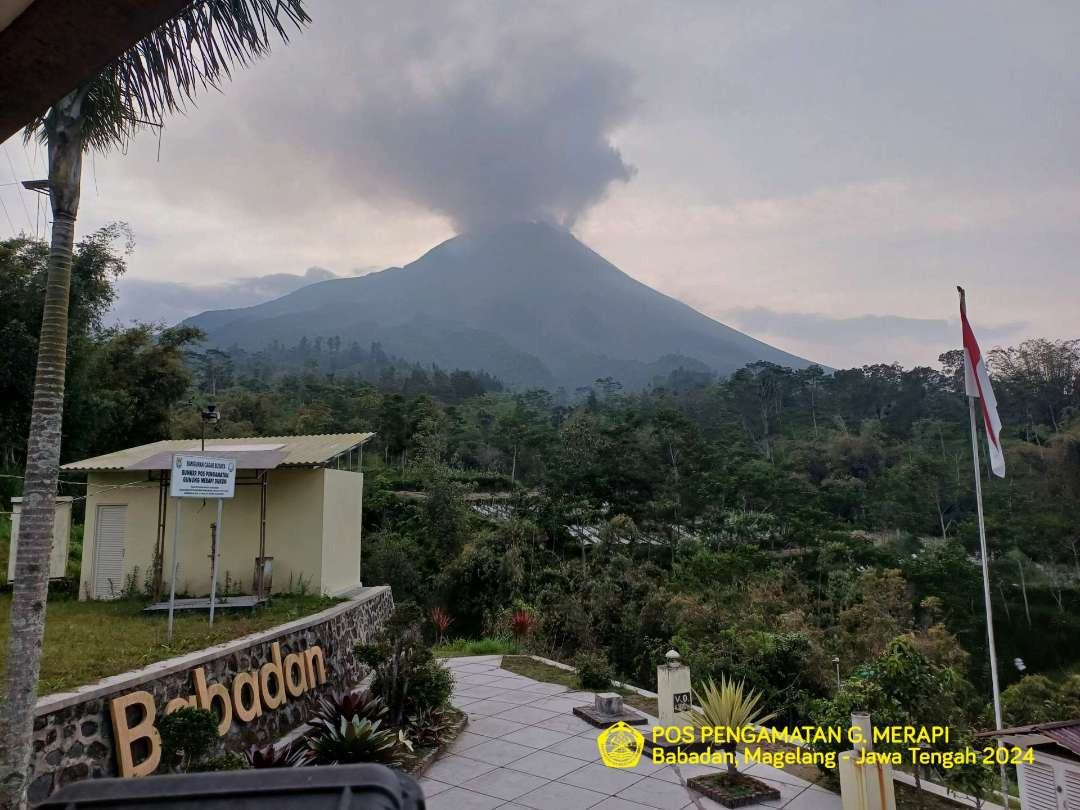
[958,287,1005,478]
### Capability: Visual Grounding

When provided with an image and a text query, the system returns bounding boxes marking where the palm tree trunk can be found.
[0,88,85,810]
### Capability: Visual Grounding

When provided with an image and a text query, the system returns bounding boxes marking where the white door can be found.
[1062,766,1080,810]
[93,505,127,599]
[1021,760,1063,810]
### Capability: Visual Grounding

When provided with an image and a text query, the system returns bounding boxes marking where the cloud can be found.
[305,9,637,231]
[720,306,1028,369]
[106,266,342,326]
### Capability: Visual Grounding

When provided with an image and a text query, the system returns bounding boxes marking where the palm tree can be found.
[0,2,308,805]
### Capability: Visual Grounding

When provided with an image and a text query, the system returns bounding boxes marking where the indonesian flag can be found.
[958,287,1005,477]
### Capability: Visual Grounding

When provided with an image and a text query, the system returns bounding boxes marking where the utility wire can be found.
[3,145,33,231]
[0,194,14,232]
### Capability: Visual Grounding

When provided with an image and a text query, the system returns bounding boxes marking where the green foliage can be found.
[408,707,459,748]
[246,742,304,768]
[304,716,401,766]
[810,637,973,768]
[434,637,520,657]
[1001,674,1080,726]
[574,650,613,690]
[691,675,775,773]
[191,753,249,772]
[0,227,200,469]
[156,707,220,773]
[355,602,455,726]
[312,689,388,727]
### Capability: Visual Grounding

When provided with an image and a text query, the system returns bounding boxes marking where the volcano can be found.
[185,222,815,388]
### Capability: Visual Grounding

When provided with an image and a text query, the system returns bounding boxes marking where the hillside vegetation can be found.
[3,229,1080,737]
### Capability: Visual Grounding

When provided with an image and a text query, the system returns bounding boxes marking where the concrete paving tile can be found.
[743,763,814,788]
[459,673,512,686]
[466,699,523,717]
[507,749,589,780]
[461,739,536,767]
[424,754,499,785]
[535,714,597,734]
[419,778,453,798]
[445,731,494,754]
[590,797,666,810]
[461,767,551,801]
[530,697,593,713]
[502,726,574,749]
[755,778,809,808]
[544,734,603,761]
[492,689,552,705]
[615,756,669,778]
[515,780,609,810]
[426,786,505,810]
[650,762,727,784]
[456,663,504,674]
[777,786,840,810]
[520,681,571,695]
[486,677,539,690]
[615,776,697,810]
[493,706,561,725]
[468,716,530,738]
[455,684,509,700]
[559,761,648,794]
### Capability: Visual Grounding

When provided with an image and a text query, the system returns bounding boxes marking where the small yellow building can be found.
[62,434,374,601]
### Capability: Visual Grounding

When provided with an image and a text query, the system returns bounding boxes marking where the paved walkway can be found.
[425,655,842,810]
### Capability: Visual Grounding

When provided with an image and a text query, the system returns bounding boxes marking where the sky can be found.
[2,0,1078,370]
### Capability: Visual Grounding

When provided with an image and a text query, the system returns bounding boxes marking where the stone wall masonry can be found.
[27,585,394,804]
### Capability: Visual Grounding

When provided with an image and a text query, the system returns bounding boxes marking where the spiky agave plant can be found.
[312,689,388,727]
[690,675,775,775]
[246,741,306,769]
[305,716,402,767]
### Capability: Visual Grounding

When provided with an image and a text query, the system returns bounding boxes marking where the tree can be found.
[1,3,309,805]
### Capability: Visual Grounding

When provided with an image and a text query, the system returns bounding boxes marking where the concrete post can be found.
[839,711,896,810]
[656,649,693,727]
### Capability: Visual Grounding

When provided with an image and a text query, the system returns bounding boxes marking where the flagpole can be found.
[968,392,1009,806]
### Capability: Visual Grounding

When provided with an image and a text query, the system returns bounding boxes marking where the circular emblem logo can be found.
[597,721,645,768]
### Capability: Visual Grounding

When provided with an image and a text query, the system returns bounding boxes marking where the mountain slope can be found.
[185,222,815,388]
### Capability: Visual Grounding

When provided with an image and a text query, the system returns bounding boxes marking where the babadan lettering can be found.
[109,641,326,777]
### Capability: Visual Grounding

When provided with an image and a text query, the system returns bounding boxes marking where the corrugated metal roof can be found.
[61,433,375,472]
[978,719,1080,756]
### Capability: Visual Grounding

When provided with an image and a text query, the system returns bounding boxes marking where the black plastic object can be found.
[35,763,426,809]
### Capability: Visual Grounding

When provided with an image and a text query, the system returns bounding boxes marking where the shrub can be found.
[435,637,519,657]
[430,607,454,644]
[574,650,613,690]
[408,707,458,748]
[690,676,775,775]
[157,707,220,773]
[246,742,305,768]
[511,611,535,640]
[356,602,455,725]
[191,752,249,772]
[305,716,402,766]
[312,689,388,727]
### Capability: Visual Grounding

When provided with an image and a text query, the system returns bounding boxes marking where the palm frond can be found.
[26,0,309,151]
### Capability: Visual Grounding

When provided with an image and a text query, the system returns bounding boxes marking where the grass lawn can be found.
[500,654,660,717]
[0,592,340,696]
[434,637,521,657]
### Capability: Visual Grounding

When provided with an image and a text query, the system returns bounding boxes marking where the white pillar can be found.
[656,649,692,727]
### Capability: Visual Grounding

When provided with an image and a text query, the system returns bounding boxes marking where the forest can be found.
[3,228,1080,750]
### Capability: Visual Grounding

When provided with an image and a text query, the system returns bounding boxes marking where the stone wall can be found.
[27,585,394,804]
